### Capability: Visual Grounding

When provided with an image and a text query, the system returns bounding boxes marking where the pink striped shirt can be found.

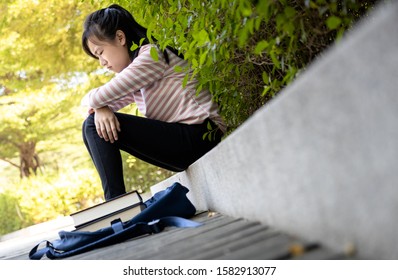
[82,44,226,133]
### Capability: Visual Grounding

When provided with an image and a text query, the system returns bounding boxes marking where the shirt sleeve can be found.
[86,45,166,109]
[107,93,137,112]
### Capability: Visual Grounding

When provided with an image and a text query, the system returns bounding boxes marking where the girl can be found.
[81,4,226,200]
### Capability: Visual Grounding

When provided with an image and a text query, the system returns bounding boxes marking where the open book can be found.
[70,190,145,231]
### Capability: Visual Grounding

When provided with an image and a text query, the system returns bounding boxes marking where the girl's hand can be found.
[88,108,95,115]
[94,107,121,143]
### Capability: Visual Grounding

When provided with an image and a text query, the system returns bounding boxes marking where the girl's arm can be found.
[82,91,137,115]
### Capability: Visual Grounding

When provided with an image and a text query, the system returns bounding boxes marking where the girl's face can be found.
[87,30,131,73]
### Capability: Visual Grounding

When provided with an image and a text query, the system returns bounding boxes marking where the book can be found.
[70,190,145,228]
[73,204,144,232]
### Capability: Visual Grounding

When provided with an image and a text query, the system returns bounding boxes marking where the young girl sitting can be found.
[81,4,226,200]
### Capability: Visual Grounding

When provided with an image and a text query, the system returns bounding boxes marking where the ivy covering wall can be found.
[120,0,378,132]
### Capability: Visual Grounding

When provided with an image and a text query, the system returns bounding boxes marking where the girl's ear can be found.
[115,30,126,46]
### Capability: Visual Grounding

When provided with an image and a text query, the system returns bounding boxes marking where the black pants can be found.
[82,113,222,200]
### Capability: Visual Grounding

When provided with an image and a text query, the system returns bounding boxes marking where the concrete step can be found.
[1,212,346,260]
[35,212,347,260]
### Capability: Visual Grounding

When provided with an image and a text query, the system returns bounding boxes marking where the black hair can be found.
[82,4,182,64]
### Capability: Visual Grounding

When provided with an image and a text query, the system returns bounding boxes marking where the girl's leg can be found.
[82,113,222,200]
[115,113,222,171]
[82,114,126,200]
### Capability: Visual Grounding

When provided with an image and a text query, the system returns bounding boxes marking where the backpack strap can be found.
[29,216,201,260]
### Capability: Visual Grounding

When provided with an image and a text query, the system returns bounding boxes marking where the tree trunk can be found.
[19,141,40,178]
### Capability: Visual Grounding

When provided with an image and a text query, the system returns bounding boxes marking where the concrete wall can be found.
[151,1,398,259]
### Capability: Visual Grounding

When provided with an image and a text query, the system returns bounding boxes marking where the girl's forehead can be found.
[87,36,111,53]
[87,36,105,47]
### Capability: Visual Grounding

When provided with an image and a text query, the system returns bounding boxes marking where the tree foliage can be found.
[0,85,78,177]
[0,0,104,178]
[0,0,101,90]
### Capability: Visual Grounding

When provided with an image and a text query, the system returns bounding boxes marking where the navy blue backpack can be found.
[29,182,201,260]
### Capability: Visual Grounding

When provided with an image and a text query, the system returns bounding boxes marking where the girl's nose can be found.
[99,57,107,67]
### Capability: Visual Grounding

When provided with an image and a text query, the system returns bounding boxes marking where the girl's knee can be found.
[82,114,96,135]
[83,114,95,125]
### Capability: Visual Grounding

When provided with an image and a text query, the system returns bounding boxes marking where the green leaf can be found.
[196,83,203,94]
[262,71,269,84]
[254,40,268,54]
[238,29,249,47]
[256,0,271,18]
[199,51,208,66]
[130,43,139,52]
[182,73,189,88]
[284,22,295,35]
[261,86,271,97]
[191,58,198,68]
[284,6,296,18]
[270,50,281,69]
[207,121,212,130]
[240,7,252,17]
[146,26,154,44]
[326,16,342,30]
[150,46,159,61]
[174,65,183,72]
[193,29,210,46]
